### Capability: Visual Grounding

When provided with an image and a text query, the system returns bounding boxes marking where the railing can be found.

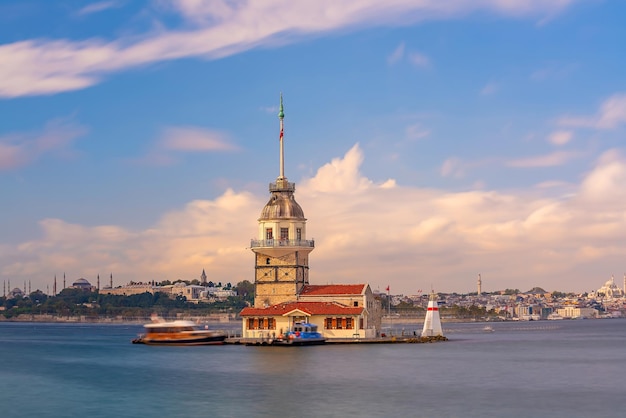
[250,239,315,248]
[269,182,295,192]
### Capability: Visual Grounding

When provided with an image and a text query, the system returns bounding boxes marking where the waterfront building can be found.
[556,306,598,319]
[240,96,382,339]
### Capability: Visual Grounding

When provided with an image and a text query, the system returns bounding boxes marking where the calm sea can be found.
[1,319,625,418]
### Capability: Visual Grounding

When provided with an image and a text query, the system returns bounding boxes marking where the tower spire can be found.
[278,93,285,180]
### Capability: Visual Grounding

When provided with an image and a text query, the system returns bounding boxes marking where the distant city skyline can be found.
[1,1,625,295]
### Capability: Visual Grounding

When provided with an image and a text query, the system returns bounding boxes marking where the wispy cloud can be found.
[159,126,238,152]
[407,51,431,68]
[405,123,430,141]
[547,130,573,146]
[136,126,238,166]
[558,93,626,130]
[0,0,576,98]
[507,150,582,168]
[387,42,405,65]
[0,119,87,170]
[76,1,123,16]
[480,82,498,96]
[530,62,577,81]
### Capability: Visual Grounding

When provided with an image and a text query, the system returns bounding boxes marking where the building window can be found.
[359,318,364,329]
[266,228,273,240]
[325,317,333,329]
[346,318,353,329]
[268,318,275,329]
[296,228,302,240]
[280,228,289,240]
[266,258,270,265]
[248,318,254,329]
[336,318,343,329]
[353,301,358,307]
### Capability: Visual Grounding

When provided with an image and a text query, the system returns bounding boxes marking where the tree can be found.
[234,280,254,303]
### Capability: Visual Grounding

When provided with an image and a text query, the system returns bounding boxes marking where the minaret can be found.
[422,291,444,337]
[250,94,315,308]
[53,275,57,296]
[201,269,207,285]
[477,274,482,296]
[63,273,66,290]
[110,273,113,288]
[97,274,100,291]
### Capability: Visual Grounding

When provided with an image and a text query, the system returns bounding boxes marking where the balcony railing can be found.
[269,181,295,192]
[250,239,315,248]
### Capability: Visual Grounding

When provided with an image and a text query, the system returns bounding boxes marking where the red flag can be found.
[386,286,390,292]
[279,129,283,140]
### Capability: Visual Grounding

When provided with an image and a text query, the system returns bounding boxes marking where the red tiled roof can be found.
[299,284,366,296]
[240,301,364,317]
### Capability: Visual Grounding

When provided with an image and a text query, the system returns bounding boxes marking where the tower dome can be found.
[259,191,305,220]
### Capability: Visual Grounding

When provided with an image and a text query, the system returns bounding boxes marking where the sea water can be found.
[1,319,625,418]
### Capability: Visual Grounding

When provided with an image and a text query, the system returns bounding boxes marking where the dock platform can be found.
[224,335,447,345]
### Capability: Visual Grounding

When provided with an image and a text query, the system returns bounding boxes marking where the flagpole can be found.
[388,285,391,337]
[278,93,285,180]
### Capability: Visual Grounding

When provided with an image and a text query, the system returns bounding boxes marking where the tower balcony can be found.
[269,181,295,192]
[250,239,315,249]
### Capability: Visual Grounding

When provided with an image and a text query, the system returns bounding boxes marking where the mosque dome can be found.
[259,193,305,220]
[595,276,624,299]
[72,278,92,288]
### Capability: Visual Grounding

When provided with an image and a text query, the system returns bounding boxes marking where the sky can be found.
[1,0,625,296]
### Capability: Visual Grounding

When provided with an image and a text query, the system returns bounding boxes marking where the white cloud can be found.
[5,141,623,295]
[558,93,626,130]
[547,130,573,146]
[0,119,87,170]
[0,0,576,97]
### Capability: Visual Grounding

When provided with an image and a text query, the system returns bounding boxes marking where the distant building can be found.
[7,287,25,299]
[71,278,96,291]
[590,276,624,300]
[101,283,159,296]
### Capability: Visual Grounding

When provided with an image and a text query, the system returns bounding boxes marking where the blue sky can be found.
[1,0,625,295]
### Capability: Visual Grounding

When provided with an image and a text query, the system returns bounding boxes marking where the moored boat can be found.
[272,322,326,346]
[132,318,226,346]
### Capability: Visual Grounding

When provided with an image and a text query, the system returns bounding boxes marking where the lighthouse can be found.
[250,94,315,308]
[421,291,444,337]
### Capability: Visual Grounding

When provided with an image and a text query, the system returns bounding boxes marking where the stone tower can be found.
[477,273,482,296]
[250,95,315,308]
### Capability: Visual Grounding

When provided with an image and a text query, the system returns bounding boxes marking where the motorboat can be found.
[132,317,226,345]
[272,322,326,346]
